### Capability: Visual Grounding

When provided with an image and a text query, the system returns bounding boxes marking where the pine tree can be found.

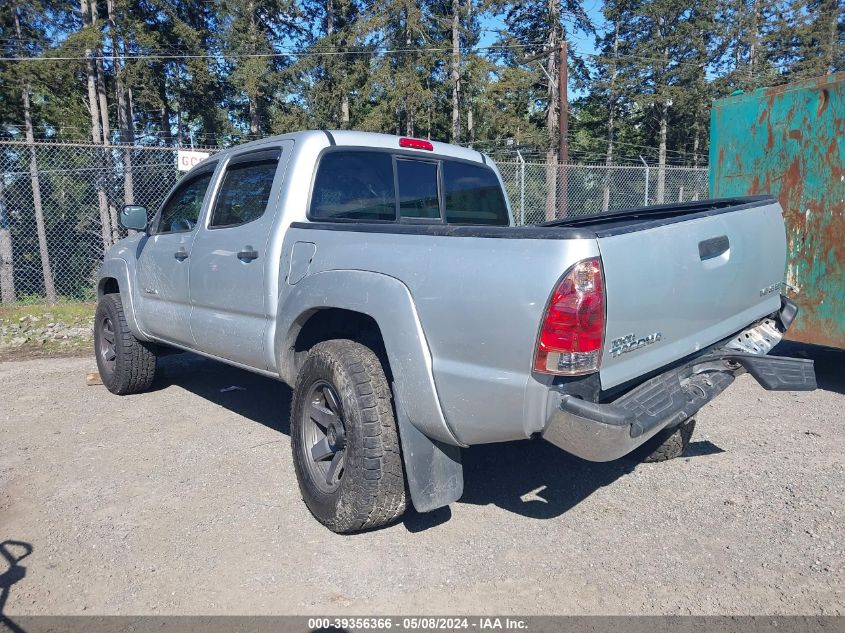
[362,0,439,137]
[788,0,845,78]
[218,0,301,138]
[296,0,371,131]
[0,7,17,303]
[7,0,57,304]
[589,0,633,209]
[611,0,718,200]
[78,0,115,250]
[495,0,592,216]
[106,0,136,205]
[144,0,230,144]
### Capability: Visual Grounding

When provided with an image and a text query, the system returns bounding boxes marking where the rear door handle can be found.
[174,247,189,261]
[237,246,259,262]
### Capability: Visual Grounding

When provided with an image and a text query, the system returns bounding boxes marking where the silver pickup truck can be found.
[95,130,816,533]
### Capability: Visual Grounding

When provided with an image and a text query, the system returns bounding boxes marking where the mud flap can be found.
[393,386,464,513]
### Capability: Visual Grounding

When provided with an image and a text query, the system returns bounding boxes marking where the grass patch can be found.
[0,301,95,360]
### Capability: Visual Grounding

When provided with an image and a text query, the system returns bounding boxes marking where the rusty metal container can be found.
[710,72,845,348]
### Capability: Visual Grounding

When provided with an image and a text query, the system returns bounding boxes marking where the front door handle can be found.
[174,247,189,261]
[237,246,259,262]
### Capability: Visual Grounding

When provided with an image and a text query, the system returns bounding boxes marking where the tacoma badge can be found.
[610,332,662,358]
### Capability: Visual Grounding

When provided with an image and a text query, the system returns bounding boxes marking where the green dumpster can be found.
[710,72,845,349]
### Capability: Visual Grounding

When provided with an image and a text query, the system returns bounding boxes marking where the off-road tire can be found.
[291,339,407,533]
[637,418,696,463]
[94,293,157,395]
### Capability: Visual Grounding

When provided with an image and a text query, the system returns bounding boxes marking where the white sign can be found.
[177,149,211,172]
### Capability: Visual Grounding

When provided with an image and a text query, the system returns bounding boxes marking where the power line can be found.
[0,38,799,74]
[0,41,545,62]
[0,36,811,85]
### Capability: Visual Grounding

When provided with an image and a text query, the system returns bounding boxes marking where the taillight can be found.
[399,137,434,151]
[533,257,605,375]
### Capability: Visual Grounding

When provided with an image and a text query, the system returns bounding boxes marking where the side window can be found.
[309,151,396,221]
[156,172,213,234]
[210,159,279,228]
[397,159,440,220]
[442,161,509,226]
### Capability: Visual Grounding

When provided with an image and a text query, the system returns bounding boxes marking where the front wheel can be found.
[94,293,157,395]
[290,339,407,533]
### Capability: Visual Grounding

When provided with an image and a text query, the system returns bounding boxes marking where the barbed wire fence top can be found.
[0,139,708,305]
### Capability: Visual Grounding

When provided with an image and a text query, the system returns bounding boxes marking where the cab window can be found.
[308,150,509,226]
[210,159,279,228]
[396,159,440,220]
[156,171,214,234]
[309,151,396,221]
[442,161,509,226]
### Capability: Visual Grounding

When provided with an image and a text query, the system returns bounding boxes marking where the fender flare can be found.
[97,257,150,341]
[275,269,464,512]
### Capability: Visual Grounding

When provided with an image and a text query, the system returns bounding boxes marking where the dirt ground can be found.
[1,344,843,616]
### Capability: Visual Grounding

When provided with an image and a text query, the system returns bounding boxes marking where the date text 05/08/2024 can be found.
[306,617,528,630]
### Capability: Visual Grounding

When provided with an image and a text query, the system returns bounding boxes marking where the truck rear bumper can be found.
[542,316,816,462]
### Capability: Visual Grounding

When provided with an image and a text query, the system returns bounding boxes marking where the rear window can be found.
[309,150,509,225]
[442,162,509,226]
[397,159,440,220]
[309,151,395,221]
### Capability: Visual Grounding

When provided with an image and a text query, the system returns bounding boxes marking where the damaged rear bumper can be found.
[542,299,816,462]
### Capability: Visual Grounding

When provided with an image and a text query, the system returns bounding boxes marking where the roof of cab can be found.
[198,129,488,165]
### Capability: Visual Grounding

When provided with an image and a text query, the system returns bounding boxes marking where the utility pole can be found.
[522,41,569,219]
[557,41,569,218]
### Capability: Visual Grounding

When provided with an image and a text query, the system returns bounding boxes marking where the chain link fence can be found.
[496,160,709,225]
[0,140,221,304]
[0,140,708,305]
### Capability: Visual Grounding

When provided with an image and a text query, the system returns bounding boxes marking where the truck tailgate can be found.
[597,199,786,390]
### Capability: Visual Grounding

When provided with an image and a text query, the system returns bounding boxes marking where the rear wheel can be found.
[636,418,696,463]
[94,293,157,395]
[290,339,407,533]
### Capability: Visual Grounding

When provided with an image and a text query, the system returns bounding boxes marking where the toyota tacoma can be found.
[95,130,816,532]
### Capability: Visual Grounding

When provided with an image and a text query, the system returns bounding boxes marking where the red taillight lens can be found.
[534,257,605,375]
[399,137,434,151]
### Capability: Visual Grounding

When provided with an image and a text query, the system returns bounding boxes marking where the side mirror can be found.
[120,205,148,231]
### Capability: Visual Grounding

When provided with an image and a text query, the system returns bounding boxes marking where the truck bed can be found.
[541,195,775,236]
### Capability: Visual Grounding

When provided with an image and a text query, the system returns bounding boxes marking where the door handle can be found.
[174,247,189,261]
[237,246,259,262]
[698,235,729,261]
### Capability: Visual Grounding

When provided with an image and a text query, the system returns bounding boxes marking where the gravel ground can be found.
[1,344,843,616]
